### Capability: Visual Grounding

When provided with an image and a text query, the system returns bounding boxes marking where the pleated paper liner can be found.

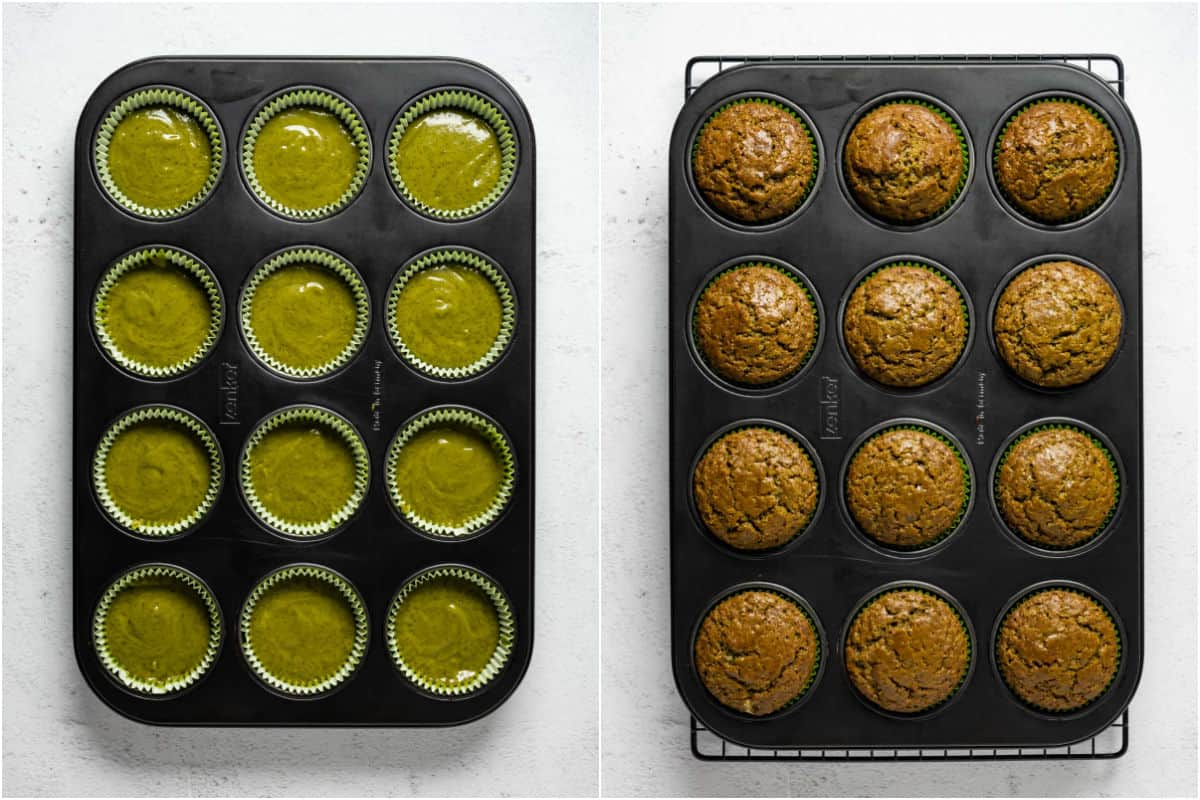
[239,405,370,539]
[239,564,369,697]
[241,87,371,221]
[240,246,370,380]
[92,405,222,538]
[386,247,516,380]
[92,245,223,380]
[92,563,223,696]
[387,87,518,221]
[385,406,516,538]
[93,85,223,219]
[386,564,515,697]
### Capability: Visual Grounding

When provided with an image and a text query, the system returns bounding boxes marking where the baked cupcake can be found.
[995,426,1119,549]
[995,100,1117,223]
[388,566,515,696]
[693,264,818,386]
[845,427,968,549]
[692,427,819,550]
[694,590,821,716]
[844,102,966,223]
[993,260,1122,388]
[844,588,970,714]
[843,264,968,387]
[692,99,817,223]
[996,588,1120,712]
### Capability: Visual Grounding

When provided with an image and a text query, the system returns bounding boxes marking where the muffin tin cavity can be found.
[74,57,534,726]
[670,58,1141,752]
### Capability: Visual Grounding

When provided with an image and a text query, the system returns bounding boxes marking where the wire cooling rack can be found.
[681,53,1130,762]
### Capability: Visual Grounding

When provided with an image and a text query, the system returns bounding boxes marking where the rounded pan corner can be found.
[434,632,535,728]
[434,56,535,147]
[73,636,170,728]
[1023,58,1140,144]
[75,54,173,145]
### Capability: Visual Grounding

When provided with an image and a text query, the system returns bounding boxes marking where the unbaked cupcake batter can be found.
[252,107,358,210]
[392,576,500,688]
[394,109,502,211]
[392,424,503,528]
[393,264,503,369]
[106,106,211,209]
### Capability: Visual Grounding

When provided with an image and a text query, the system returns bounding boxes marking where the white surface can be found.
[1,3,599,797]
[599,3,1198,797]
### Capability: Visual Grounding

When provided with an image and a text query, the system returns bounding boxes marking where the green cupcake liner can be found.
[993,96,1119,225]
[385,407,516,538]
[846,424,972,551]
[994,423,1121,550]
[240,247,370,380]
[93,246,224,380]
[845,586,973,715]
[691,261,821,388]
[386,248,516,380]
[387,88,518,220]
[843,97,970,224]
[240,564,369,697]
[93,86,224,219]
[242,88,372,221]
[386,565,516,696]
[995,585,1122,714]
[93,563,223,696]
[691,96,820,222]
[92,405,222,538]
[240,406,370,538]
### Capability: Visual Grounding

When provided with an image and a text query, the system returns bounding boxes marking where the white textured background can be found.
[1,3,599,797]
[599,3,1197,797]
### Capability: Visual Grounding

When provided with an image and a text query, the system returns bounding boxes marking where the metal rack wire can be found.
[682,53,1129,762]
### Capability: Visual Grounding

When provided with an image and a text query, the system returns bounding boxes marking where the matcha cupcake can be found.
[94,86,223,218]
[93,564,222,696]
[243,88,371,220]
[387,248,516,379]
[386,407,516,537]
[241,406,369,538]
[93,246,223,379]
[241,564,369,696]
[389,88,518,220]
[93,405,222,538]
[387,565,515,696]
[241,247,370,379]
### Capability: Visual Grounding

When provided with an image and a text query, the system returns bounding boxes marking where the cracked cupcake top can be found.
[995,100,1117,223]
[694,590,820,716]
[693,428,818,551]
[994,260,1122,388]
[694,265,817,385]
[996,427,1117,549]
[996,589,1119,712]
[844,589,970,714]
[843,265,967,387]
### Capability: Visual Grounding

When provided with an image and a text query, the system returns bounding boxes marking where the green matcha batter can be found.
[106,106,212,210]
[248,575,356,687]
[252,107,358,211]
[393,576,500,688]
[100,256,213,369]
[394,109,502,212]
[393,423,504,528]
[394,265,503,369]
[249,422,356,525]
[249,264,358,370]
[104,419,211,530]
[102,574,211,688]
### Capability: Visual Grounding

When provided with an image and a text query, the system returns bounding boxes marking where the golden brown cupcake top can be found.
[843,266,967,387]
[844,102,964,223]
[996,427,1118,549]
[996,589,1119,712]
[844,588,970,713]
[845,428,966,548]
[994,260,1122,388]
[995,100,1117,222]
[694,265,817,385]
[693,101,816,223]
[694,590,819,716]
[693,428,819,551]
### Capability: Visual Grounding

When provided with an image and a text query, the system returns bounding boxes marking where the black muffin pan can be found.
[669,57,1141,750]
[73,56,534,725]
